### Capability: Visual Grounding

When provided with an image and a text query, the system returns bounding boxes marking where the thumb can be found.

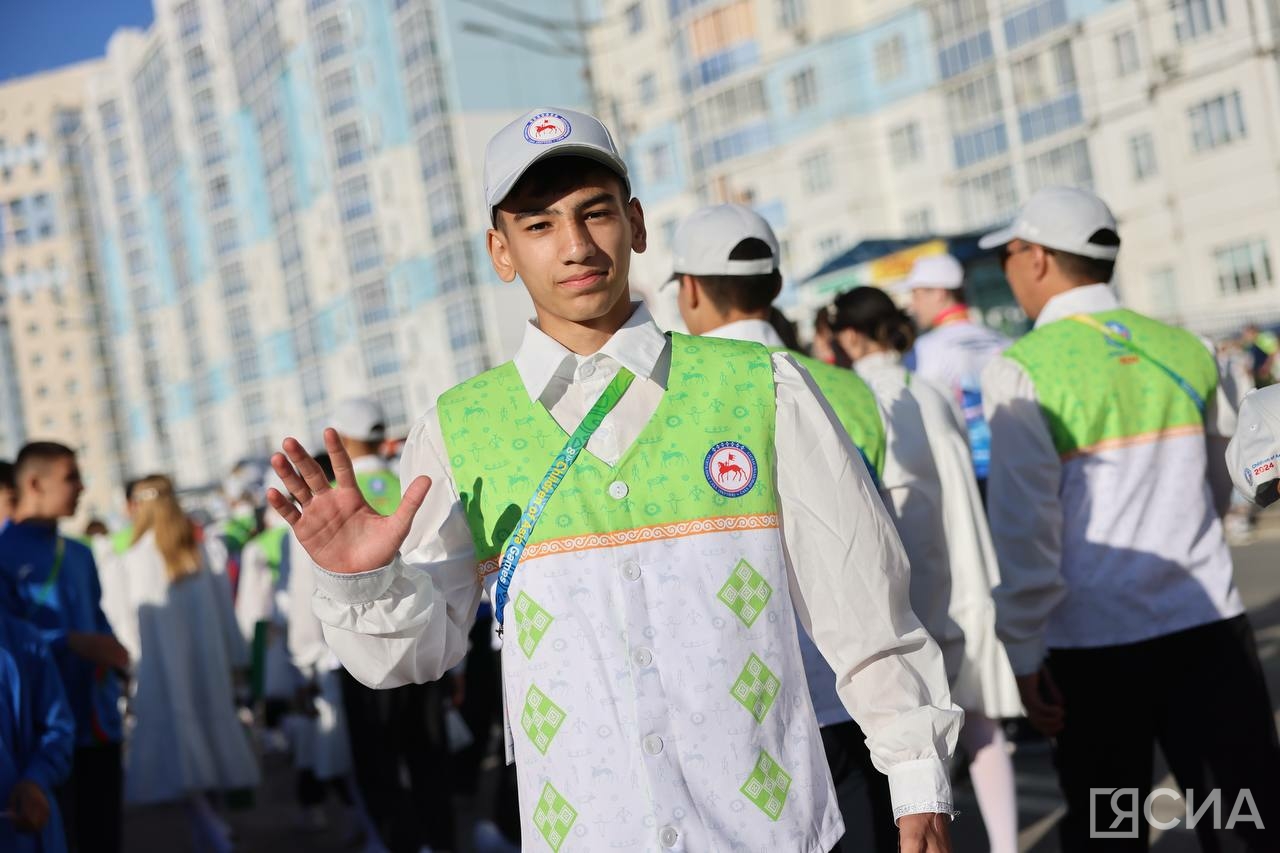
[389,476,432,535]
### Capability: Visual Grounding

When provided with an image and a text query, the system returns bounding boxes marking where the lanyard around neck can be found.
[1067,314,1206,413]
[494,367,636,633]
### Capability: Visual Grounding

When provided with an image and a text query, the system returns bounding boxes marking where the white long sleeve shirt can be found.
[310,303,961,817]
[981,285,1242,675]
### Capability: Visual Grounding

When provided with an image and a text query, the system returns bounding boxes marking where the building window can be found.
[779,0,806,28]
[1148,267,1178,316]
[1051,40,1076,87]
[208,175,232,210]
[1129,132,1157,181]
[638,72,657,106]
[945,71,1003,130]
[1010,55,1048,107]
[176,1,201,38]
[374,386,407,430]
[213,219,239,255]
[817,234,847,258]
[127,248,148,275]
[800,150,833,194]
[1173,0,1227,41]
[363,333,400,378]
[99,100,121,131]
[193,88,216,123]
[427,186,463,236]
[346,229,382,275]
[903,208,933,236]
[357,280,392,326]
[786,67,818,112]
[186,46,210,82]
[221,262,248,299]
[338,174,373,222]
[885,122,924,171]
[625,2,645,33]
[1113,29,1140,76]
[446,298,483,351]
[1025,138,1093,191]
[333,123,365,168]
[1189,91,1246,152]
[958,166,1018,227]
[875,34,907,83]
[324,68,357,116]
[1214,239,1273,294]
[647,142,675,183]
[227,304,253,343]
[315,16,346,63]
[201,129,225,167]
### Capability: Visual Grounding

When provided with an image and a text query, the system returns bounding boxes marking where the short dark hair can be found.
[496,157,629,229]
[14,442,76,498]
[688,238,782,315]
[1047,229,1120,284]
[0,460,13,491]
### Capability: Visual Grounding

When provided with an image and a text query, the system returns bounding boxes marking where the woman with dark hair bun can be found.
[828,287,1024,853]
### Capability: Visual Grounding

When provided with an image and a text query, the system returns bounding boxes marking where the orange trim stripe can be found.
[1060,423,1205,461]
[475,512,780,581]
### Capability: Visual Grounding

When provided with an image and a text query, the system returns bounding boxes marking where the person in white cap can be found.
[897,254,1009,495]
[268,107,961,852]
[979,186,1280,850]
[1227,385,1280,508]
[670,203,901,853]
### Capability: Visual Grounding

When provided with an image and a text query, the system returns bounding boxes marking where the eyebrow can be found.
[512,191,619,222]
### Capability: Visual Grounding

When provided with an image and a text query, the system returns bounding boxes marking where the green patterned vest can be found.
[111,526,134,555]
[1004,309,1217,457]
[247,526,289,583]
[356,468,400,517]
[438,333,779,577]
[780,349,886,479]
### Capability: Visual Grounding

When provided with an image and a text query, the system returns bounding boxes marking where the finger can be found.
[283,437,332,496]
[272,451,314,507]
[325,428,360,490]
[1041,667,1065,705]
[267,488,302,527]
[389,476,432,537]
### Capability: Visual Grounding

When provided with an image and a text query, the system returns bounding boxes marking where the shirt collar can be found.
[1035,283,1121,328]
[706,318,786,348]
[351,454,388,474]
[855,350,903,372]
[513,301,668,400]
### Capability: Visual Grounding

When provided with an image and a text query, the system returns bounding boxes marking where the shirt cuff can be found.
[311,559,399,605]
[1003,635,1047,677]
[888,758,955,822]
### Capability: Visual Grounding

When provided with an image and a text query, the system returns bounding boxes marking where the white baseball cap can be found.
[331,396,387,444]
[979,186,1120,260]
[669,204,780,280]
[893,254,965,294]
[1227,385,1280,507]
[484,107,630,224]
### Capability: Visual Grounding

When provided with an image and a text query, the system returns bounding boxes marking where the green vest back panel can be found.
[111,527,134,556]
[780,349,886,479]
[357,469,401,517]
[1005,309,1217,457]
[438,333,779,571]
[248,526,289,581]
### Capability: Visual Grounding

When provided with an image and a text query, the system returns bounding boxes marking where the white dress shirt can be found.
[310,303,961,817]
[982,285,1242,675]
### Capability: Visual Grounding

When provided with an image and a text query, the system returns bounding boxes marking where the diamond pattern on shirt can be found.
[731,653,780,723]
[515,591,554,659]
[521,684,566,756]
[718,558,772,627]
[741,750,792,821]
[532,782,578,852]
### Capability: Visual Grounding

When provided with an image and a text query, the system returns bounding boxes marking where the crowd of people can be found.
[2,104,1280,853]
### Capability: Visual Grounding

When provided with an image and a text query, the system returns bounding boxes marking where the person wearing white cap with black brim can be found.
[267,107,962,853]
[979,186,1280,850]
[896,254,1010,496]
[1228,384,1280,509]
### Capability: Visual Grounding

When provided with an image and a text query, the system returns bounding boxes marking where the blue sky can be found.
[0,0,154,82]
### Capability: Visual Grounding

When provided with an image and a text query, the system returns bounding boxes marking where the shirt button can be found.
[643,734,664,755]
[579,362,597,379]
[608,481,629,500]
[659,826,679,848]
[632,647,653,668]
[621,561,642,582]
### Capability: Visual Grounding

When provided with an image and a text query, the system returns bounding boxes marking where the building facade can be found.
[592,0,1280,335]
[76,0,592,493]
[0,64,126,520]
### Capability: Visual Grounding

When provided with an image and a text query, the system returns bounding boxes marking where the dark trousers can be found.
[1048,615,1280,852]
[57,741,122,853]
[822,720,898,853]
[341,671,456,853]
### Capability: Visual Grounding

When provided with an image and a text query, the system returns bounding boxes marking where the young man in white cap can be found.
[979,186,1280,850]
[330,397,399,516]
[898,254,1009,494]
[1228,384,1280,508]
[671,203,902,853]
[269,108,960,852]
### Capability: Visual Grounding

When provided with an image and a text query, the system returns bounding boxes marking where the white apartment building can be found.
[591,0,1280,335]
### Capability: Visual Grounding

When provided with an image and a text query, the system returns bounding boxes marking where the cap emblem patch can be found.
[524,112,572,145]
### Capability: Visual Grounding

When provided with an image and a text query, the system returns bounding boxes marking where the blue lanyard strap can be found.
[494,366,636,633]
[1068,314,1206,414]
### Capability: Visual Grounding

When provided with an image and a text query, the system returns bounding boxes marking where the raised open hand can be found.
[268,428,431,575]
